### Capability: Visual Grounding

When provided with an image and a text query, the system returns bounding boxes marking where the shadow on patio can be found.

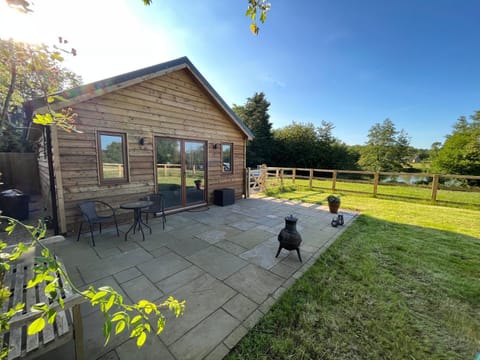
[40,195,357,360]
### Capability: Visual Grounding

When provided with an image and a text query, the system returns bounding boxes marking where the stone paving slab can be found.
[160,274,237,346]
[138,251,191,283]
[169,309,239,360]
[187,246,248,280]
[41,195,357,360]
[224,264,284,304]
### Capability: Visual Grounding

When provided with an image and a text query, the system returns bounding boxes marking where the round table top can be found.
[120,200,153,210]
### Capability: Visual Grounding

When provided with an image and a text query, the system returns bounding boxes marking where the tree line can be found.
[233,92,479,176]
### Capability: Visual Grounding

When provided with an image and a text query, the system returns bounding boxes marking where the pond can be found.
[380,175,431,185]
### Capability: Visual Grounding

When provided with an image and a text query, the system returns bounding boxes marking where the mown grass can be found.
[226,186,480,359]
[266,178,480,209]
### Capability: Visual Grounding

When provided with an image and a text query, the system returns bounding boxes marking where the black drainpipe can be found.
[45,126,59,235]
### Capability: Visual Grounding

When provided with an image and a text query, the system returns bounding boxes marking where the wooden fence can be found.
[247,166,480,207]
[0,153,40,194]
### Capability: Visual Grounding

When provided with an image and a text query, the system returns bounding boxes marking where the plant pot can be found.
[328,202,340,214]
[327,196,341,214]
[194,180,202,190]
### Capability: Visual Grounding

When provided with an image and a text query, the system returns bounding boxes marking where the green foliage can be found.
[273,121,358,169]
[358,118,412,171]
[246,0,271,34]
[32,106,81,133]
[101,141,123,163]
[0,216,185,358]
[0,38,81,120]
[233,92,274,167]
[327,195,340,204]
[430,111,480,175]
[0,38,82,149]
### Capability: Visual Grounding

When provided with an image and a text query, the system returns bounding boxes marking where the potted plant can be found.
[194,179,202,190]
[327,195,341,214]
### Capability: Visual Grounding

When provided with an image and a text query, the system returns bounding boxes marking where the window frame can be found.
[97,131,129,184]
[221,143,233,173]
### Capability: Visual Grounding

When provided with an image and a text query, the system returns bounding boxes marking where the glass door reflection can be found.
[185,141,206,205]
[156,138,182,208]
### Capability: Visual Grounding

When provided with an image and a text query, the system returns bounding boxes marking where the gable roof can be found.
[33,57,253,139]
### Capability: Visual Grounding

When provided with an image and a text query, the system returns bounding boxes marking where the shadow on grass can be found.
[226,214,480,360]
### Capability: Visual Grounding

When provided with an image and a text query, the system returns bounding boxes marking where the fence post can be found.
[332,170,337,192]
[260,164,267,192]
[245,168,250,198]
[373,172,379,197]
[309,169,313,189]
[280,168,284,187]
[431,174,439,204]
[292,168,296,184]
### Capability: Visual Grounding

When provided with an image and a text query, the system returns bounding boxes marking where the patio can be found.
[39,195,357,360]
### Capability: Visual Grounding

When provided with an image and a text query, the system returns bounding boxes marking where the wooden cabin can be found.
[28,57,253,234]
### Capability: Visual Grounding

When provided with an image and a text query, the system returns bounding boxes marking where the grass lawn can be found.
[265,178,480,209]
[226,187,480,359]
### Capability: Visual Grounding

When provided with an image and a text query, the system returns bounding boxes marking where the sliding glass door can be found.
[156,138,206,209]
[185,141,206,206]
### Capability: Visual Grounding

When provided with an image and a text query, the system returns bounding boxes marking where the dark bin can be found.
[213,188,235,206]
[0,189,29,220]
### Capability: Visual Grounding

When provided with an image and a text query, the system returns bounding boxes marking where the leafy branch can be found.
[246,0,271,35]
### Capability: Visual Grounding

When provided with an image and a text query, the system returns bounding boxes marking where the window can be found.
[222,143,232,173]
[97,131,128,183]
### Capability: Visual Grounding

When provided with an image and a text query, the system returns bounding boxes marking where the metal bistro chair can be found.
[140,194,166,230]
[77,200,119,246]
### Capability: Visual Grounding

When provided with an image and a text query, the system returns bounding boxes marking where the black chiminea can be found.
[276,215,302,262]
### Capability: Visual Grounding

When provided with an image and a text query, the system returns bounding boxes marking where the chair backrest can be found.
[79,201,97,220]
[141,194,164,211]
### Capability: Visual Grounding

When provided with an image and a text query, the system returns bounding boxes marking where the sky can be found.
[1,0,479,149]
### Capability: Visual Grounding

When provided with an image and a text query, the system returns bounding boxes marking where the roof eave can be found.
[31,57,254,140]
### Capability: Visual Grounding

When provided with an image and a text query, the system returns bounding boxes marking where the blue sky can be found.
[1,0,479,148]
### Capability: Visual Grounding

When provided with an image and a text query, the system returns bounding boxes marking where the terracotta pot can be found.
[328,201,340,214]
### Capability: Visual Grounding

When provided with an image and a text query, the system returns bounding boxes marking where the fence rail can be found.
[247,166,480,208]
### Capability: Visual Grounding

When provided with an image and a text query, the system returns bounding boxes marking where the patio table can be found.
[120,200,153,241]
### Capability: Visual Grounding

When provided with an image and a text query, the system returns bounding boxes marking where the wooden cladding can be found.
[44,69,248,233]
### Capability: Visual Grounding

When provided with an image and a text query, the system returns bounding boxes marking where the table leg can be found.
[124,213,137,241]
[136,208,152,241]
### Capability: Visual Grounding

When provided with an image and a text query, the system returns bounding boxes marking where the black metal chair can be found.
[77,200,119,246]
[140,194,166,230]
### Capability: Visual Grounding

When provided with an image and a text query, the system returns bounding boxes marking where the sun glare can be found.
[0,0,59,45]
[0,0,182,83]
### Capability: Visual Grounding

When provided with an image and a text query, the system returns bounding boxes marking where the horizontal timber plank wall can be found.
[50,69,247,233]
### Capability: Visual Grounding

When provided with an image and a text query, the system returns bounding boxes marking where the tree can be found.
[233,92,274,167]
[5,0,272,35]
[273,122,320,168]
[358,118,412,172]
[0,38,82,150]
[272,121,358,169]
[430,111,480,175]
[102,142,123,163]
